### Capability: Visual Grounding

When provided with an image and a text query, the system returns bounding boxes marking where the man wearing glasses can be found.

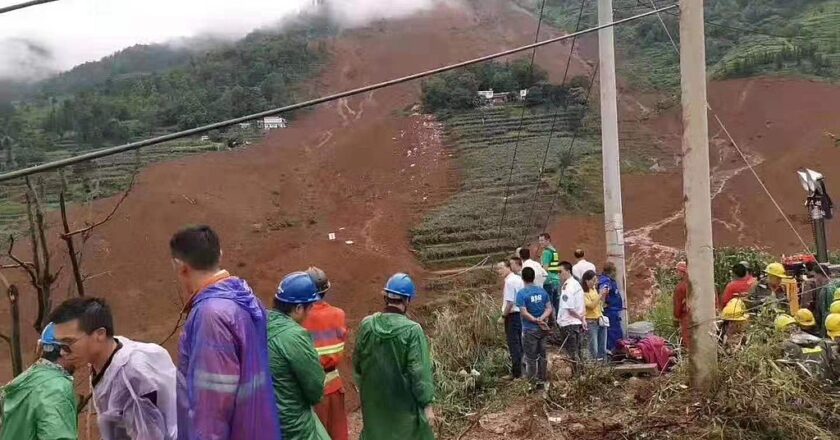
[50,297,177,440]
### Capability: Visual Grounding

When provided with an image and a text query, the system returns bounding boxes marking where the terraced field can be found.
[411,105,601,269]
[0,128,266,237]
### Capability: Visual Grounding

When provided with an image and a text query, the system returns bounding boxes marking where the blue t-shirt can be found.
[515,285,551,331]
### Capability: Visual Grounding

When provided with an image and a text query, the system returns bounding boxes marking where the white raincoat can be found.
[92,337,177,440]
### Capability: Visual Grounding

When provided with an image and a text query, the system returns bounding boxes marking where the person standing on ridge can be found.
[170,225,280,440]
[268,272,330,440]
[497,258,525,380]
[515,267,553,390]
[354,273,435,440]
[0,323,77,440]
[720,262,757,311]
[301,267,349,440]
[538,233,562,316]
[519,247,547,288]
[557,261,586,376]
[571,249,596,281]
[50,297,177,440]
[673,261,692,350]
[598,262,624,352]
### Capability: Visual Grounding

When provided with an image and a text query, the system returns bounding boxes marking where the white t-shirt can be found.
[557,277,585,327]
[572,259,597,281]
[502,272,524,314]
[522,259,548,287]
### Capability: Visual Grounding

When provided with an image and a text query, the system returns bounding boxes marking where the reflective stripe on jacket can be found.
[303,301,348,395]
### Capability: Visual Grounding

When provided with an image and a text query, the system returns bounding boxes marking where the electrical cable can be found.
[538,62,599,234]
[0,3,679,183]
[495,0,548,240]
[0,0,58,15]
[520,0,589,245]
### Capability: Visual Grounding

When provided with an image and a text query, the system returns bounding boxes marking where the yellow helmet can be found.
[825,313,840,340]
[774,314,797,332]
[834,288,840,301]
[831,300,840,315]
[763,263,790,279]
[794,308,816,327]
[721,298,748,321]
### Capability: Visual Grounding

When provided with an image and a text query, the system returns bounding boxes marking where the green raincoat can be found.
[353,312,435,440]
[266,311,329,440]
[0,359,77,440]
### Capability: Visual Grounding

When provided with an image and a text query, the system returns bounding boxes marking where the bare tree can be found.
[0,273,22,376]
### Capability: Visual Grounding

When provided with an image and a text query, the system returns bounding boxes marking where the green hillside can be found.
[532,0,840,91]
[0,15,334,171]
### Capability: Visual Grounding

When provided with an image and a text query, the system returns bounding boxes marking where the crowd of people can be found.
[496,233,625,390]
[0,225,436,440]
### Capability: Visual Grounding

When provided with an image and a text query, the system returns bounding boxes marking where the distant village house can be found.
[261,116,288,130]
[477,89,529,106]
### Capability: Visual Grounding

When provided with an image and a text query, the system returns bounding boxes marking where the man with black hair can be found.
[268,272,329,440]
[571,249,596,281]
[170,225,280,440]
[0,323,77,440]
[496,258,524,379]
[538,233,561,315]
[515,267,553,390]
[50,297,176,440]
[557,261,586,376]
[519,247,547,288]
[720,261,757,311]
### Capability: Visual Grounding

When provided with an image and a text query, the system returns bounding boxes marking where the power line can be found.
[644,1,832,280]
[521,0,589,244]
[496,0,548,239]
[539,61,600,234]
[0,0,58,15]
[0,3,679,183]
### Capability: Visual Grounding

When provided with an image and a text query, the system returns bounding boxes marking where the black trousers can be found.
[559,324,583,376]
[504,313,524,378]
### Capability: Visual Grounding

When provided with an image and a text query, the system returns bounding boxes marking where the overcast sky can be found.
[0,0,446,80]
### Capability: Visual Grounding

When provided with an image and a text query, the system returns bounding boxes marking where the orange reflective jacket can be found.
[302,301,348,395]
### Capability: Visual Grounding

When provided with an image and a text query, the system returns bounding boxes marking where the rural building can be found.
[261,116,288,130]
[238,122,252,129]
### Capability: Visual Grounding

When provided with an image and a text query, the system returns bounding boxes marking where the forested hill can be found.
[533,0,840,91]
[0,16,334,168]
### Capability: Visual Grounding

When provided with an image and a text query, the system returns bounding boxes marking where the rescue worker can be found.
[825,313,840,341]
[50,297,177,440]
[268,272,329,440]
[749,262,791,312]
[538,233,561,316]
[720,261,756,310]
[170,225,280,440]
[354,273,435,440]
[720,298,748,347]
[301,267,349,440]
[0,323,77,440]
[795,308,819,336]
[774,314,798,333]
[599,261,624,352]
[817,288,840,337]
[672,262,692,350]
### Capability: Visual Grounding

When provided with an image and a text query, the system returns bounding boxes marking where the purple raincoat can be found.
[177,276,282,440]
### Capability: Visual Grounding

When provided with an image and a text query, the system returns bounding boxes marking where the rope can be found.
[430,255,492,281]
[496,0,549,239]
[520,0,589,245]
[0,0,58,15]
[0,3,679,183]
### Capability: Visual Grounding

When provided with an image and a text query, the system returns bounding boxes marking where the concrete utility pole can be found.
[598,0,628,333]
[679,0,718,390]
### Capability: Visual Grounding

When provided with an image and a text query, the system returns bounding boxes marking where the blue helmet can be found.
[276,271,320,304]
[39,322,61,354]
[384,273,416,299]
